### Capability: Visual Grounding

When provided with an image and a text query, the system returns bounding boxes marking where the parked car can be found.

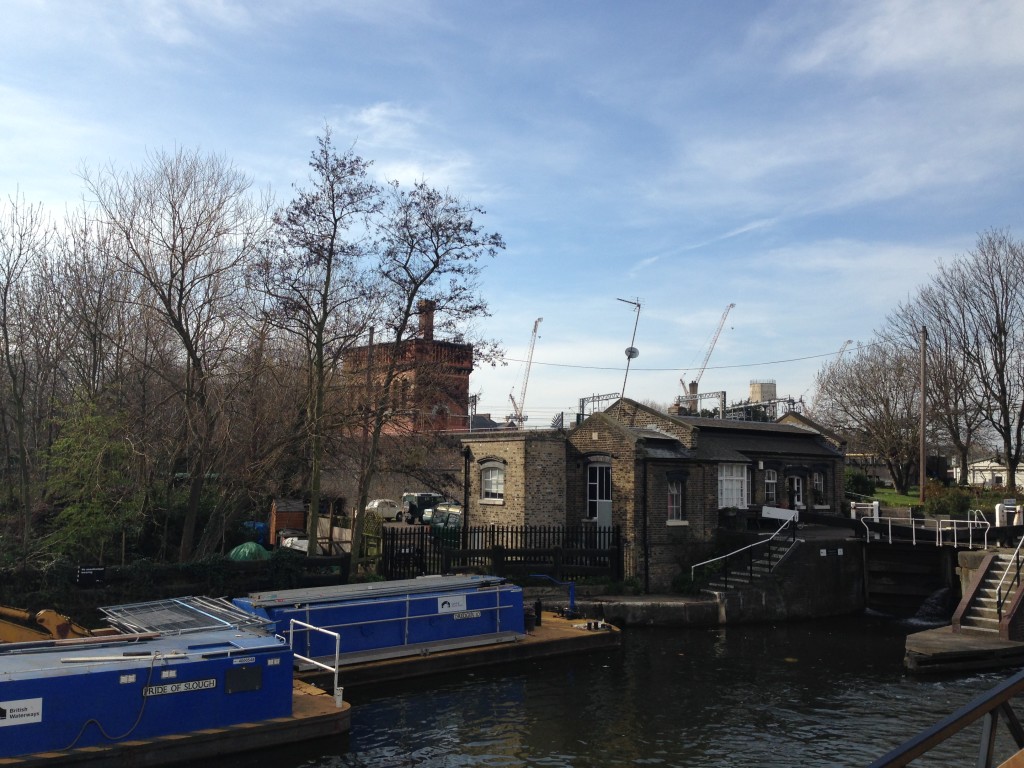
[430,504,463,547]
[365,498,402,522]
[402,492,446,524]
[421,501,458,528]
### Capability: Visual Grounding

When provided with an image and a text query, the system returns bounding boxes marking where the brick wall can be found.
[460,430,566,527]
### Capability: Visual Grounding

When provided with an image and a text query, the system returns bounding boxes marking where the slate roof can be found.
[616,401,842,464]
[633,430,695,461]
[692,430,842,463]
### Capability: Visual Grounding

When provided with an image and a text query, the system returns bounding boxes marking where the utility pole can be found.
[919,325,928,504]
[618,297,641,398]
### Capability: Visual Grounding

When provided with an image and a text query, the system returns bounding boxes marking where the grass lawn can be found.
[873,486,922,508]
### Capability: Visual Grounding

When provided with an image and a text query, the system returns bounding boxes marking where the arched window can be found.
[481,461,505,501]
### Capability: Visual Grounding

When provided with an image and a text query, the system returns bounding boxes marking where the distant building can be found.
[953,458,1009,488]
[343,299,474,433]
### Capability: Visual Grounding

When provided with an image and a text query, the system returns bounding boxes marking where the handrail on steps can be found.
[690,517,796,587]
[996,532,1024,621]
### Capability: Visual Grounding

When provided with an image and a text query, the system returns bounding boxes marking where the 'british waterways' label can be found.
[0,698,43,727]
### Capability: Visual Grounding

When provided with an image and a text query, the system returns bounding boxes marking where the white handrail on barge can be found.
[287,619,343,708]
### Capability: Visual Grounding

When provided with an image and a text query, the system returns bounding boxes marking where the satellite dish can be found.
[625,347,640,359]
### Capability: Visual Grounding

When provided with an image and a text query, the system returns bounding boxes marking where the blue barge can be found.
[233,575,526,665]
[0,597,302,761]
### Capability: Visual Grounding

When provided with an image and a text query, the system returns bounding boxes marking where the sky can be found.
[3,1,1024,426]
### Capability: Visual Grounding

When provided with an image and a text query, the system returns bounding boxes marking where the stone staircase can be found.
[957,554,1024,637]
[707,538,797,591]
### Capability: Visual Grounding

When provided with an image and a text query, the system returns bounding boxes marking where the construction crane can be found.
[507,317,543,427]
[680,303,735,391]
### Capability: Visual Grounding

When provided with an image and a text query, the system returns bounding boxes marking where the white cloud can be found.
[785,0,1024,77]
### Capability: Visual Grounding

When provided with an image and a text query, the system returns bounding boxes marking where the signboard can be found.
[761,506,798,523]
[76,566,106,586]
[143,678,217,697]
[0,698,43,727]
[438,595,468,613]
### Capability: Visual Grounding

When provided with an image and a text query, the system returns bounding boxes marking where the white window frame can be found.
[765,469,778,505]
[587,462,611,522]
[812,471,824,503]
[718,463,748,509]
[481,462,505,502]
[667,480,684,523]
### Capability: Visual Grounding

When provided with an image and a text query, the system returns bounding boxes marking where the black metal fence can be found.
[381,524,623,582]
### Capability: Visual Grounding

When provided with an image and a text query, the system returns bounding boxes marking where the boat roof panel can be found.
[243,574,509,608]
[99,596,269,634]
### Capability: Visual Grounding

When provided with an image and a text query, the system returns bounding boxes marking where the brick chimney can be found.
[418,299,435,341]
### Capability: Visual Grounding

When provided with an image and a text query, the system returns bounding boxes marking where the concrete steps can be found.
[960,555,1024,636]
[706,539,795,591]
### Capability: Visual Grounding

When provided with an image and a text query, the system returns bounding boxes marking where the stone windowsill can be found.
[667,520,689,527]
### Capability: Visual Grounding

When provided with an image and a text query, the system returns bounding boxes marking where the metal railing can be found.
[690,518,796,588]
[287,619,343,708]
[868,665,1024,767]
[281,586,519,661]
[996,533,1024,621]
[861,514,989,549]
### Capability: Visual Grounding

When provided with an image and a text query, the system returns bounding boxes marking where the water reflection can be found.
[229,614,1022,767]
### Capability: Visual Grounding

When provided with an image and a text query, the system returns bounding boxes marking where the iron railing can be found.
[861,513,989,549]
[689,518,796,588]
[381,524,622,582]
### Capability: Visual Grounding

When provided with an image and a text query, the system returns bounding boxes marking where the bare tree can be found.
[813,339,920,495]
[885,284,988,486]
[255,130,381,550]
[84,148,271,560]
[0,193,53,557]
[348,181,504,574]
[56,208,134,399]
[932,230,1024,489]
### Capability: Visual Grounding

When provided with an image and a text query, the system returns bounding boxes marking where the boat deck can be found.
[905,625,1024,674]
[301,610,621,688]
[0,681,349,767]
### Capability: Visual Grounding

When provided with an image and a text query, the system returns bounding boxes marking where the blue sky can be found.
[3,1,1024,425]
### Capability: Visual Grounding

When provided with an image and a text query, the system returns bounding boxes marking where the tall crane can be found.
[680,303,735,391]
[508,317,543,427]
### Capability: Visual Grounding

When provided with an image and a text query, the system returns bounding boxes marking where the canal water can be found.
[224,613,1023,767]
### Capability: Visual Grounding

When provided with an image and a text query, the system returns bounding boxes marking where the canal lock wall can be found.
[558,533,964,627]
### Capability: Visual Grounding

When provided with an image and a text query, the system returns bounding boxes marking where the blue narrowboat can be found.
[0,597,295,760]
[234,575,525,664]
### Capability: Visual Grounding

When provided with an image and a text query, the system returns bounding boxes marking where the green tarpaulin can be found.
[228,541,271,561]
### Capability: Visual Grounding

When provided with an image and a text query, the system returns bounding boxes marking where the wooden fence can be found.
[380,524,622,582]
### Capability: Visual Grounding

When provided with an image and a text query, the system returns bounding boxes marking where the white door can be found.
[787,476,803,507]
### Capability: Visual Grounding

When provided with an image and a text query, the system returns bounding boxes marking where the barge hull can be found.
[0,681,349,768]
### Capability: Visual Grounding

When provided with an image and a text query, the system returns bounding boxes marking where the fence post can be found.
[492,544,505,576]
[553,546,563,581]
